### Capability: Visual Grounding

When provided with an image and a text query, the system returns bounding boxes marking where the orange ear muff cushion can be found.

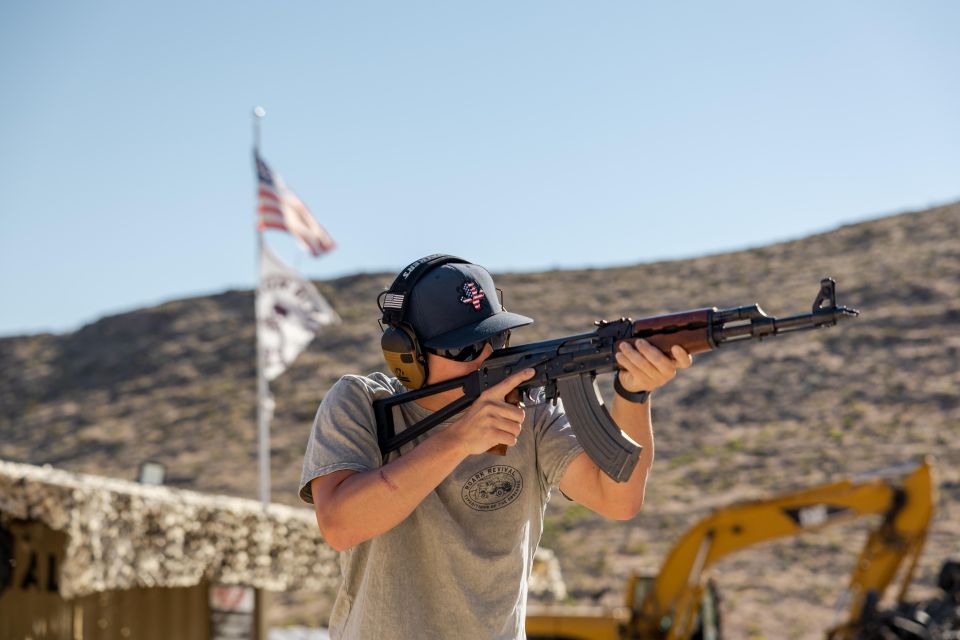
[381,324,427,389]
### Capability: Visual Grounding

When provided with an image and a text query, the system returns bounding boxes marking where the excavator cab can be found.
[624,574,721,640]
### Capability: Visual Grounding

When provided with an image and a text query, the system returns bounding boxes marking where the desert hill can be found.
[2,202,958,637]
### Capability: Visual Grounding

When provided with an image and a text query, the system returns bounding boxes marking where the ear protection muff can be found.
[378,254,468,389]
[380,322,426,389]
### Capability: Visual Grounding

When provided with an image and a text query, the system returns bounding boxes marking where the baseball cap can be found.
[405,261,533,350]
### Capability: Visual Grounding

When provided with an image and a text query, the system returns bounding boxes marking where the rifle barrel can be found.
[714,307,858,344]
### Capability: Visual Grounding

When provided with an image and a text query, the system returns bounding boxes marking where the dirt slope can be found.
[2,202,958,636]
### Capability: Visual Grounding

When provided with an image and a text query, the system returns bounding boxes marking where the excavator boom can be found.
[633,458,935,639]
[526,458,936,640]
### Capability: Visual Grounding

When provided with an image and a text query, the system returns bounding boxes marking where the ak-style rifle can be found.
[374,278,859,482]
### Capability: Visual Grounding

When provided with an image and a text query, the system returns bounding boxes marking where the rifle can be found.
[374,278,859,482]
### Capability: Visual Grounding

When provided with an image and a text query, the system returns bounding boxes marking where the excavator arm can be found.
[631,458,935,640]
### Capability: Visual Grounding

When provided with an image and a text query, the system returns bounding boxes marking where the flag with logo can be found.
[255,151,336,256]
[256,245,340,381]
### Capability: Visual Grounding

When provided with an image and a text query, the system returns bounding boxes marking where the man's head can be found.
[380,255,533,388]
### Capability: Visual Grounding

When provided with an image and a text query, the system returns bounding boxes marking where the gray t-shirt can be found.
[299,372,583,640]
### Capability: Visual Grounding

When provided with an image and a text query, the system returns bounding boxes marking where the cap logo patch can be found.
[460,281,486,311]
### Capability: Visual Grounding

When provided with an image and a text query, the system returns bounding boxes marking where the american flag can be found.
[460,282,486,310]
[255,152,336,256]
[382,293,405,309]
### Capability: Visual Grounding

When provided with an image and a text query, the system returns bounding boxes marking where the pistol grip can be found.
[486,388,523,456]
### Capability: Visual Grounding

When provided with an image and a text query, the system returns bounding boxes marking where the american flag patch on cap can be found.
[382,293,405,309]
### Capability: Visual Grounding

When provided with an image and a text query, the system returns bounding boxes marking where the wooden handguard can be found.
[631,309,716,355]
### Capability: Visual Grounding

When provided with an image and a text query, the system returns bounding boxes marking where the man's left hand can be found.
[615,339,693,393]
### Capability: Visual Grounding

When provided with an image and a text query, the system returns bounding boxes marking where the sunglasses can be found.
[427,331,511,362]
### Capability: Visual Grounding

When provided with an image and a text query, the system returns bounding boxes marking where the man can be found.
[299,256,692,639]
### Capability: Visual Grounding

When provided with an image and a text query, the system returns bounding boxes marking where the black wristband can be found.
[614,372,651,404]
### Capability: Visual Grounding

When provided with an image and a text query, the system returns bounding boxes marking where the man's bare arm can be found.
[560,341,691,520]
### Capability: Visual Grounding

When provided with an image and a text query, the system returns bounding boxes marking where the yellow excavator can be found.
[527,457,938,640]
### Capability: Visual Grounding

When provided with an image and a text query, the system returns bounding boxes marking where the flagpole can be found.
[253,106,265,154]
[253,106,271,509]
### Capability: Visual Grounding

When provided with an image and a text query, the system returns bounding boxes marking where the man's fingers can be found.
[632,339,680,376]
[475,417,522,448]
[616,339,695,392]
[619,340,675,380]
[481,402,525,424]
[670,345,694,368]
[491,416,523,436]
[489,429,519,447]
[497,420,523,446]
[468,396,525,427]
[485,367,536,398]
[616,347,660,380]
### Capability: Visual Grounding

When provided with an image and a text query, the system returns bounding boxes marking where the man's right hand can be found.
[445,368,535,456]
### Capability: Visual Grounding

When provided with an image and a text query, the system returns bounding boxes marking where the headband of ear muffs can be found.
[378,254,468,389]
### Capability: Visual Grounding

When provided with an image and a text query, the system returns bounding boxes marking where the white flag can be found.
[256,245,339,381]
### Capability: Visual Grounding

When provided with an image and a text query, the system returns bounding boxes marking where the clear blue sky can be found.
[1,1,957,337]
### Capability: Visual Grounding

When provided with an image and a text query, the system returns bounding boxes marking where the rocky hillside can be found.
[2,202,958,638]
